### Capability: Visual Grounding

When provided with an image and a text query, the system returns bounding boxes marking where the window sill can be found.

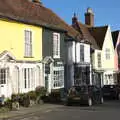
[53,56,60,59]
[52,86,64,89]
[24,56,34,58]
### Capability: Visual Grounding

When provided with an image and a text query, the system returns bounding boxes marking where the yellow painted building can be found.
[0,19,42,61]
[0,0,67,97]
[0,18,44,98]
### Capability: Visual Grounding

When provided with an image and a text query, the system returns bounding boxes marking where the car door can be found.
[92,86,101,103]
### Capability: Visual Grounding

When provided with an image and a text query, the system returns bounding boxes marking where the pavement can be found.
[0,103,63,119]
[1,100,120,120]
[3,100,120,120]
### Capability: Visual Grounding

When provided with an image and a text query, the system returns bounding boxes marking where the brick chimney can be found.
[85,8,94,26]
[72,13,78,26]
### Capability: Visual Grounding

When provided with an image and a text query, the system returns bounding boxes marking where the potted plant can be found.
[35,86,47,104]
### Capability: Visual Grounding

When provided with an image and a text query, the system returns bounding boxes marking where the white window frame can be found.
[0,68,8,84]
[105,48,110,60]
[97,52,101,68]
[80,44,84,62]
[24,30,32,57]
[53,33,60,58]
[53,66,64,89]
[24,68,33,89]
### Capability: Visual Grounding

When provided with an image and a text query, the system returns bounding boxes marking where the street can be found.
[6,100,120,120]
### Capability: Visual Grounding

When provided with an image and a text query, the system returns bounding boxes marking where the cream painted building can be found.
[90,26,117,86]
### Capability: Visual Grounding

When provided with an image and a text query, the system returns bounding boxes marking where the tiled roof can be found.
[72,21,100,49]
[0,0,82,40]
[112,31,120,48]
[88,26,108,49]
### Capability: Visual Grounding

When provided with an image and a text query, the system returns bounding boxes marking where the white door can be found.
[0,68,8,97]
[0,84,7,97]
[13,67,19,94]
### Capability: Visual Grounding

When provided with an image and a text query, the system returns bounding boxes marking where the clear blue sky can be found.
[43,0,120,31]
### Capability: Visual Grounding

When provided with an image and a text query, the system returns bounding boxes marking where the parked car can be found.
[102,85,120,100]
[65,85,103,106]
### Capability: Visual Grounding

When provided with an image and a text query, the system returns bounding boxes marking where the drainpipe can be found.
[90,47,92,85]
[74,41,77,86]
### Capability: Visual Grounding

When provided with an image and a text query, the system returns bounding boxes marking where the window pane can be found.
[24,68,32,89]
[98,52,101,68]
[105,48,110,60]
[80,45,84,62]
[53,33,60,58]
[0,69,7,84]
[25,30,32,57]
[24,68,27,88]
[53,68,64,88]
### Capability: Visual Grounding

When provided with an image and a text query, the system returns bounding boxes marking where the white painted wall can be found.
[66,41,76,64]
[66,40,91,88]
[67,41,91,64]
[76,43,90,63]
[93,49,102,70]
[84,43,90,63]
[76,42,80,63]
[102,26,115,70]
[16,62,43,93]
[92,26,116,85]
[103,71,115,85]
[102,26,116,85]
[0,61,43,98]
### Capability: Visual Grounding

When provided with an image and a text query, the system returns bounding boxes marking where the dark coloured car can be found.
[65,85,103,106]
[102,85,120,99]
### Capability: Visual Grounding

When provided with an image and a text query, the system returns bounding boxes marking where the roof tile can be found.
[0,0,82,40]
[88,26,108,49]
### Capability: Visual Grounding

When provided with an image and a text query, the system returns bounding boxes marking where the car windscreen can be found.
[69,86,88,96]
[75,86,88,94]
[103,85,116,89]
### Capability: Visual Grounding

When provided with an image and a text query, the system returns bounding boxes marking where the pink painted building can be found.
[112,31,120,84]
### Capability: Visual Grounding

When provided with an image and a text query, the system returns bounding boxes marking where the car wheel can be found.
[118,93,120,100]
[66,102,72,106]
[88,98,92,106]
[100,97,104,104]
[65,101,71,106]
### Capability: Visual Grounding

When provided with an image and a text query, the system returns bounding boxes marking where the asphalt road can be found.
[7,100,120,120]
